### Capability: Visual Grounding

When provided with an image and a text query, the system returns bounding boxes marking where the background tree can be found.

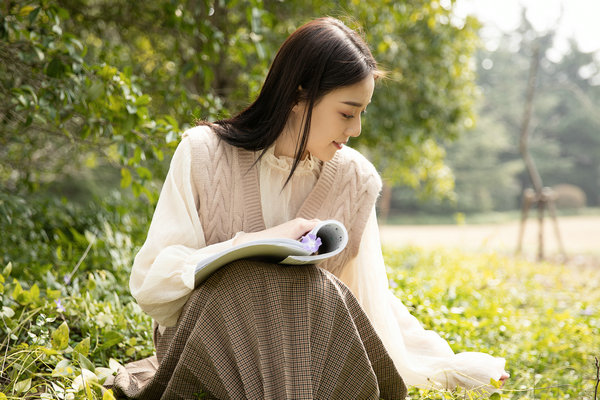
[1,0,479,204]
[388,13,600,217]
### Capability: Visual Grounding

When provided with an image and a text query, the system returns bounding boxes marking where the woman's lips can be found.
[333,141,346,150]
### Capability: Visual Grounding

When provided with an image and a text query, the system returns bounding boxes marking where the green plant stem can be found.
[64,237,95,285]
[594,356,599,400]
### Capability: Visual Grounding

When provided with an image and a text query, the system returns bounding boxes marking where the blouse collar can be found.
[261,145,322,175]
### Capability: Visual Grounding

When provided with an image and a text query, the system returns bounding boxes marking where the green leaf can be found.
[51,321,70,350]
[490,377,502,389]
[131,181,142,197]
[52,24,62,36]
[136,166,152,180]
[14,378,31,394]
[73,337,91,358]
[18,5,36,17]
[102,389,117,400]
[87,81,104,101]
[135,94,151,106]
[29,283,40,301]
[120,167,132,188]
[98,330,124,350]
[52,359,74,377]
[1,306,14,319]
[12,280,29,304]
[46,57,66,78]
[77,353,95,372]
[46,288,61,300]
[153,147,164,161]
[3,262,11,276]
[489,393,501,399]
[33,46,45,61]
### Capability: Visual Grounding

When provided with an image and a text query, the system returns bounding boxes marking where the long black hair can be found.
[207,17,382,185]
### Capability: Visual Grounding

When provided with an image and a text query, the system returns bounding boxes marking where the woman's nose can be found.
[348,117,362,137]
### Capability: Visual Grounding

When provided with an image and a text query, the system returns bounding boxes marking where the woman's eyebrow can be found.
[340,101,366,107]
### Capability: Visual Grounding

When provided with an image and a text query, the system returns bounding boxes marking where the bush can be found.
[552,184,587,209]
[385,247,600,399]
[0,191,155,398]
[0,191,152,284]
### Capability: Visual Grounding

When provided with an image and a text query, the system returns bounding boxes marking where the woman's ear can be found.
[292,85,305,112]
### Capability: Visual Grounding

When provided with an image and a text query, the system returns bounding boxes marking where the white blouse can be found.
[130,136,506,392]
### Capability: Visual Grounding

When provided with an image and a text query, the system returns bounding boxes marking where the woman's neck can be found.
[273,129,309,159]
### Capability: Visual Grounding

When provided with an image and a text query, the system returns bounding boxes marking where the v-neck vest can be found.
[187,125,381,276]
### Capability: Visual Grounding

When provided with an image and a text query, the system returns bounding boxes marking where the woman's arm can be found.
[129,135,239,327]
[337,207,507,393]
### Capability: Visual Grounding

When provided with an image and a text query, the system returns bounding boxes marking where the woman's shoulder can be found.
[335,145,382,189]
[179,124,233,157]
[181,124,218,145]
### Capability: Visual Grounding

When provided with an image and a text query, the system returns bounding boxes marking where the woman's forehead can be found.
[325,77,374,107]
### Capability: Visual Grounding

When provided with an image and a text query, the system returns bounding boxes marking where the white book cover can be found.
[194,220,348,286]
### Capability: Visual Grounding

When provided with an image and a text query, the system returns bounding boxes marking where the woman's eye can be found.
[341,113,354,119]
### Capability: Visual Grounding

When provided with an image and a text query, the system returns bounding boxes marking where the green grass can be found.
[384,246,600,399]
[1,245,599,398]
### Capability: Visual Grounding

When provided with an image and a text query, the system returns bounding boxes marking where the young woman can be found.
[108,17,507,399]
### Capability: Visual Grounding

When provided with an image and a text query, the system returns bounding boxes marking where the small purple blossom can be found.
[580,307,594,316]
[300,233,322,254]
[55,299,66,313]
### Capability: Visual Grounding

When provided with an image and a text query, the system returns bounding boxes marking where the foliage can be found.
[0,263,153,398]
[0,1,179,199]
[0,191,151,283]
[384,247,600,399]
[389,19,600,215]
[446,16,600,213]
[353,0,480,196]
[0,192,153,398]
[1,0,480,205]
[4,1,597,399]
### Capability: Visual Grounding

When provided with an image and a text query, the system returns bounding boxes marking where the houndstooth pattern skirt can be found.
[107,260,406,399]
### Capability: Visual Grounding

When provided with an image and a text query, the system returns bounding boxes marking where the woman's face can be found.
[287,75,375,162]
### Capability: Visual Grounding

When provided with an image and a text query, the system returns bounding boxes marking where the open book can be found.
[194,219,348,286]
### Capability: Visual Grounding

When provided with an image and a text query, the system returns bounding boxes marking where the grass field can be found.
[1,213,599,398]
[384,247,600,399]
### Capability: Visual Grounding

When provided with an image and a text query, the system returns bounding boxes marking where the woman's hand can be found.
[233,218,321,245]
[499,371,510,387]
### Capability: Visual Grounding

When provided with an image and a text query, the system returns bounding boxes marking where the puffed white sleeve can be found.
[129,134,238,327]
[337,207,506,394]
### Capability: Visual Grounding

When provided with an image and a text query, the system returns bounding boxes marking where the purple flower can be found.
[300,233,322,254]
[55,299,66,313]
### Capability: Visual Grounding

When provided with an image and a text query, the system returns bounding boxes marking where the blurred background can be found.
[380,0,600,261]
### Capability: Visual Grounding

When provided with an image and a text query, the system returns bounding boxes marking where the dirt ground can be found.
[378,215,600,262]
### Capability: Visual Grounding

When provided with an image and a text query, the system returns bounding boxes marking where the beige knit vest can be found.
[186,125,382,276]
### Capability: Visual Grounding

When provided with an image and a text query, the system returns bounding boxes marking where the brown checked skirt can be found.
[105,259,407,399]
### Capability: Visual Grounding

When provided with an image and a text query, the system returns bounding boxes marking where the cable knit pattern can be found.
[186,125,381,275]
[296,146,382,276]
[187,126,246,245]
